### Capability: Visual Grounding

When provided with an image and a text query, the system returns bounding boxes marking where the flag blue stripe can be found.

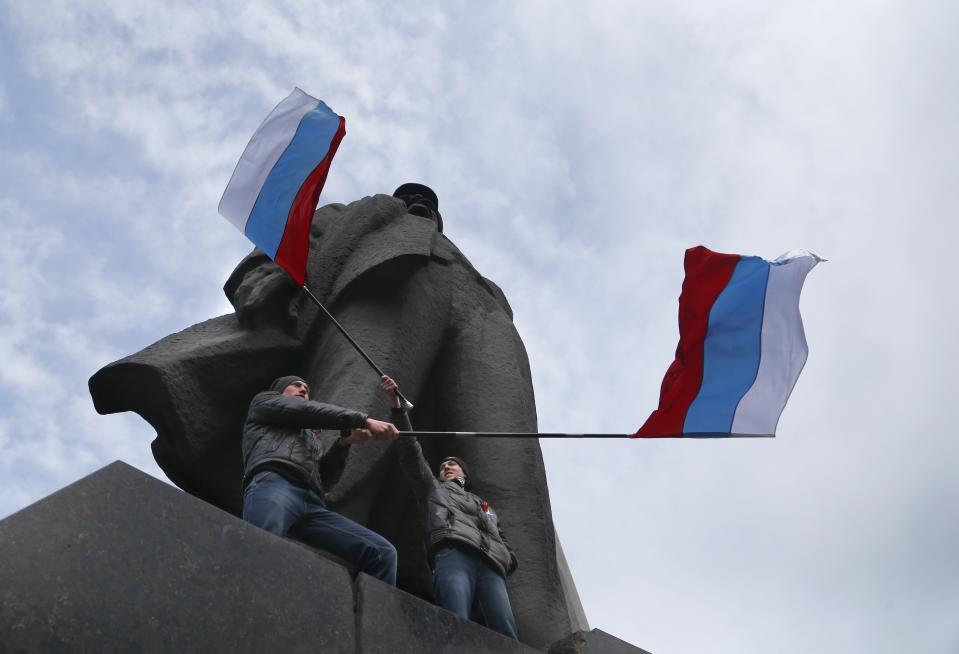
[244,101,340,257]
[683,256,769,433]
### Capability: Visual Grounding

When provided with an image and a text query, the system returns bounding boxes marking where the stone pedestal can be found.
[0,461,649,653]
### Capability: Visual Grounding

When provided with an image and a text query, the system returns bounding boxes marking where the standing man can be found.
[380,376,519,640]
[242,375,400,584]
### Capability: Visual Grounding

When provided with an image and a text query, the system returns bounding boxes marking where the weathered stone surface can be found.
[548,629,653,654]
[0,461,355,653]
[355,572,536,654]
[2,462,655,653]
[89,188,588,648]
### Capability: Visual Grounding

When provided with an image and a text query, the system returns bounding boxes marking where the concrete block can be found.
[549,628,653,654]
[0,461,355,653]
[355,572,536,653]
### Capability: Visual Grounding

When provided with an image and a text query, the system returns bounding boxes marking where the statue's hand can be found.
[231,262,301,328]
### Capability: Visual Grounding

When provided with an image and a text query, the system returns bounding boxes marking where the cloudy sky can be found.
[2,1,957,652]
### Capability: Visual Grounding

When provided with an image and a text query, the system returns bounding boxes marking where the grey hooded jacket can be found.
[241,391,368,494]
[394,424,517,579]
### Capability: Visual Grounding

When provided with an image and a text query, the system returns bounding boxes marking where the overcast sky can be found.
[2,1,957,652]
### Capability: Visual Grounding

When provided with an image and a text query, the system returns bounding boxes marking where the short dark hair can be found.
[270,375,307,393]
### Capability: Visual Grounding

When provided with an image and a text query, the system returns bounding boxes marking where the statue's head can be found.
[271,375,309,400]
[393,182,443,233]
[438,456,471,490]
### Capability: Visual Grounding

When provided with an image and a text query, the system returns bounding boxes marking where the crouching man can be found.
[380,376,519,640]
[242,375,400,584]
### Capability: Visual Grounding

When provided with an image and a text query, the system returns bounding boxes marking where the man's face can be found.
[397,192,440,222]
[282,380,310,401]
[438,459,465,481]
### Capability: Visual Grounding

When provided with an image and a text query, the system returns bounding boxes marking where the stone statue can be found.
[89,184,588,648]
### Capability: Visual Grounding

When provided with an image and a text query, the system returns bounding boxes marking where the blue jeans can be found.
[432,544,518,640]
[243,470,397,585]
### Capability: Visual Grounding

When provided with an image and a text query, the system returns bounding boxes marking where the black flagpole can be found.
[300,285,415,410]
[401,431,775,439]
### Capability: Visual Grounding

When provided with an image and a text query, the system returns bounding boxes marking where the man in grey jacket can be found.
[242,375,400,584]
[380,377,519,640]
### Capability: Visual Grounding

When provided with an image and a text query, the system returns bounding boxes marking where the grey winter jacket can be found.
[395,429,518,579]
[241,391,368,494]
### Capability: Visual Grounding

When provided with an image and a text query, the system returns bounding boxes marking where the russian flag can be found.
[636,246,822,438]
[218,88,346,286]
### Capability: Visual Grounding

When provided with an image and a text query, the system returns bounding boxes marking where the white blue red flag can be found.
[218,88,345,286]
[636,246,822,438]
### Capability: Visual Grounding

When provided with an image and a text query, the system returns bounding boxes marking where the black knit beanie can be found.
[270,375,307,394]
[438,456,472,491]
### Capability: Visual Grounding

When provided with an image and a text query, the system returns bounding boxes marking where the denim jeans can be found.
[243,470,397,585]
[432,544,518,640]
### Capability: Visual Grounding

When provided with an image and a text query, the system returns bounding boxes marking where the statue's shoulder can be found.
[310,195,414,247]
[477,276,514,319]
[431,235,514,319]
[313,194,403,223]
[306,194,437,300]
[430,233,462,263]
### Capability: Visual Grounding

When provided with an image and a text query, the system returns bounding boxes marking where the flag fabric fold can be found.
[635,246,821,438]
[218,87,345,286]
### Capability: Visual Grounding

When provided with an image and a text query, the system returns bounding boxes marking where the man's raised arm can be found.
[379,376,434,497]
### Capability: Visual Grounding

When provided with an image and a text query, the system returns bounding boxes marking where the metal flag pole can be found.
[300,285,415,410]
[401,431,776,439]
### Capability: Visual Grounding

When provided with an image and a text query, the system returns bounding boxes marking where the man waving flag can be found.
[218,87,345,286]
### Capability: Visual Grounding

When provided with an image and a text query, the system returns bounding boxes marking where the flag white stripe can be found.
[731,253,819,434]
[218,88,319,233]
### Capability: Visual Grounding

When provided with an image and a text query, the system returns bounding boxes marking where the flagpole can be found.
[402,432,776,439]
[300,285,415,410]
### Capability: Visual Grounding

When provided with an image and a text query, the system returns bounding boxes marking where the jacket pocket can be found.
[432,507,454,530]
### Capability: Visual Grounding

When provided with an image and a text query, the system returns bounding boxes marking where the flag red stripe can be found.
[274,115,346,286]
[634,246,741,437]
